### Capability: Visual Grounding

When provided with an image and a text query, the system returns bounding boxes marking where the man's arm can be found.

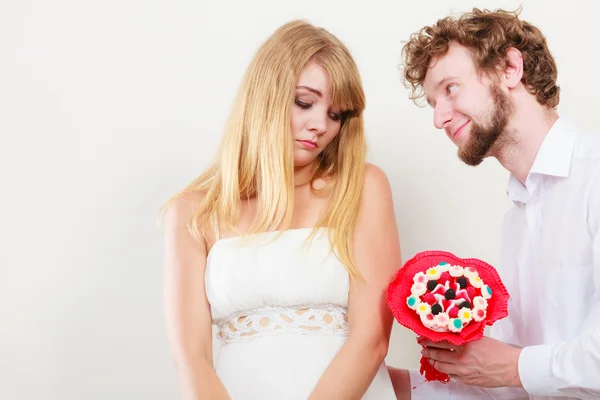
[509,172,600,398]
[418,315,600,398]
[516,215,600,398]
[518,327,600,398]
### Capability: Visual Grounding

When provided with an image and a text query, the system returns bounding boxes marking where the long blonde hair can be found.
[163,20,367,279]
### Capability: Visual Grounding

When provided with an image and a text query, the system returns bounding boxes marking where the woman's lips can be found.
[297,139,317,149]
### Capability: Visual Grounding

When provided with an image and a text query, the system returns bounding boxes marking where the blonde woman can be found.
[161,20,401,399]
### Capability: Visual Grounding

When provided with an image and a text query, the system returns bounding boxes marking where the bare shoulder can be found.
[160,193,210,253]
[161,191,210,263]
[362,163,393,202]
[162,192,204,231]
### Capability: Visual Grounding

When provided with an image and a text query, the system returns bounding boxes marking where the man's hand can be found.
[420,336,523,388]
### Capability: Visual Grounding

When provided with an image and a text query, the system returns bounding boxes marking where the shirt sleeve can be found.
[517,194,600,399]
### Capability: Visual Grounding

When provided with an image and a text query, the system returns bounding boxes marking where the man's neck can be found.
[492,97,559,185]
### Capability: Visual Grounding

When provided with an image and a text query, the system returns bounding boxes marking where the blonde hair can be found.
[162,20,367,279]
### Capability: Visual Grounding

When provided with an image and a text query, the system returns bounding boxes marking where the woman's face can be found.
[290,62,343,167]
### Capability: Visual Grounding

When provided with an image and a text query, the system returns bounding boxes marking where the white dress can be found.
[205,227,397,399]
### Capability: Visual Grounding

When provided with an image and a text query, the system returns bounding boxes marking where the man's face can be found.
[422,43,513,166]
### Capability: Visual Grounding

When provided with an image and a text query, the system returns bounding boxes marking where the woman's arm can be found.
[163,197,230,400]
[309,164,402,399]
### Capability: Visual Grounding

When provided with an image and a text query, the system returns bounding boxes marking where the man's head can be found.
[401,8,559,165]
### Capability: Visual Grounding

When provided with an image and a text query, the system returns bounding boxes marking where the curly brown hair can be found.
[401,8,560,108]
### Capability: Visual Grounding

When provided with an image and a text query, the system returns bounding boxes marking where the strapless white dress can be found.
[205,228,396,399]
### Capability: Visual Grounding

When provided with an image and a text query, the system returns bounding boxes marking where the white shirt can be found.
[409,117,600,399]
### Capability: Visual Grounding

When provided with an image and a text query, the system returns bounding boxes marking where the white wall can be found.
[1,0,598,398]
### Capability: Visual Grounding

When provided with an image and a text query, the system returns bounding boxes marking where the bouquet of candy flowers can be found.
[386,251,509,383]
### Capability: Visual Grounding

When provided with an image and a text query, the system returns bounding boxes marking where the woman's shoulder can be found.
[355,163,397,237]
[162,192,205,231]
[363,163,392,194]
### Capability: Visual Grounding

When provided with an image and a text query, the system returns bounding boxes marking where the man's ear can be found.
[503,47,524,88]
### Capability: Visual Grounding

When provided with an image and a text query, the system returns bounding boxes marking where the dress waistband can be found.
[216,304,349,345]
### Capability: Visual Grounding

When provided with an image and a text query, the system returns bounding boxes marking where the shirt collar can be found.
[528,117,576,178]
[507,117,576,204]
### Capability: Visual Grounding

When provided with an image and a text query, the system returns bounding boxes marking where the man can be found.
[388,8,600,400]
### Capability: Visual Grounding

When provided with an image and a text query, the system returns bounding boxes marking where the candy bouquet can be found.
[386,251,509,383]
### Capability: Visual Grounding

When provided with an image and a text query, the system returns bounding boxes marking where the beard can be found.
[458,84,514,166]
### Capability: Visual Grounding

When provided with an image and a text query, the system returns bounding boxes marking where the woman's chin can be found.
[293,154,316,168]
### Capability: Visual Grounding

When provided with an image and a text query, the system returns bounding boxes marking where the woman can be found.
[161,20,401,399]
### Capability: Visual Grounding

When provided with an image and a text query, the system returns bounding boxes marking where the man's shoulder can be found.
[567,125,600,219]
[570,128,600,194]
[571,125,600,162]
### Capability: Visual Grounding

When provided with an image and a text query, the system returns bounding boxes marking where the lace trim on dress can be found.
[216,304,349,345]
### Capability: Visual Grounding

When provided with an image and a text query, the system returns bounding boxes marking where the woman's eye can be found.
[295,99,311,109]
[447,84,458,95]
[329,112,342,121]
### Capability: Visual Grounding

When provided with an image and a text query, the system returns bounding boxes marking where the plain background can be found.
[2,0,599,398]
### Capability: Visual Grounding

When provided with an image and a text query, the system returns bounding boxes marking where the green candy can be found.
[407,297,417,307]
